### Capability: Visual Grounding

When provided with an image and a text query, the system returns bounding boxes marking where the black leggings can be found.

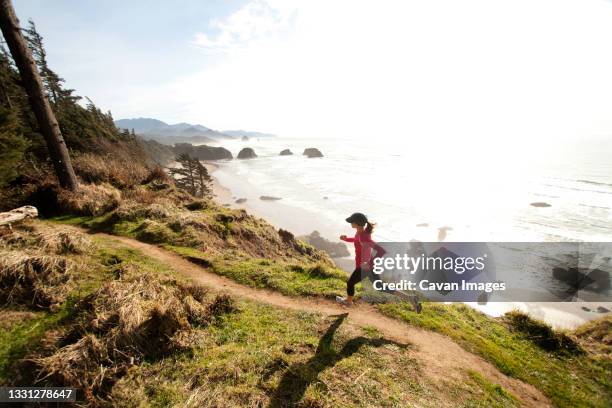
[347,267,393,297]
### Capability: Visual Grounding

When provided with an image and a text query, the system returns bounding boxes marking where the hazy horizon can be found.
[14,0,612,143]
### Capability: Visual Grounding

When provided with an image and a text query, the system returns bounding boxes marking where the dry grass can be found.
[28,274,235,402]
[112,202,174,222]
[142,166,173,186]
[0,252,72,310]
[121,186,158,205]
[574,314,612,355]
[0,224,93,310]
[57,183,121,217]
[1,223,92,255]
[39,231,92,255]
[73,152,149,189]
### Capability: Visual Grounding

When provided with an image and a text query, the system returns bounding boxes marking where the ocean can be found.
[209,136,612,243]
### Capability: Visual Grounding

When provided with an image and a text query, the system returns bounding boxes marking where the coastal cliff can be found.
[0,19,609,405]
[2,156,610,406]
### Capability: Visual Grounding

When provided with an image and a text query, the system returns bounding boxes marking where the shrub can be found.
[504,310,584,355]
[185,200,209,211]
[142,166,172,185]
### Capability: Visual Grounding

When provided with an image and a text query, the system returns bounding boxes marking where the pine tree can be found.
[0,0,78,191]
[0,104,28,188]
[169,153,212,198]
[23,19,78,106]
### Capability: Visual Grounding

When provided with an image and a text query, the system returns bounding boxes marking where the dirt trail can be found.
[97,232,551,407]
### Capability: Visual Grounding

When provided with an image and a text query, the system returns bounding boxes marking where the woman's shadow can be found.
[267,313,409,407]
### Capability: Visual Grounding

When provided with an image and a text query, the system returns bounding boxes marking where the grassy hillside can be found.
[52,173,350,299]
[1,222,525,407]
[40,174,611,407]
[379,303,611,408]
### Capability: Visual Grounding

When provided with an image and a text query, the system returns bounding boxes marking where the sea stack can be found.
[237,147,257,159]
[303,148,323,158]
[279,149,293,156]
[173,143,233,160]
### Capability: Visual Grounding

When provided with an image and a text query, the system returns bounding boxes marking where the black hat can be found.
[345,212,368,226]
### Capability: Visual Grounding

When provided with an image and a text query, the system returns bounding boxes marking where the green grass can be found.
[93,235,180,278]
[463,370,519,407]
[51,214,94,225]
[0,302,74,380]
[109,299,512,407]
[166,244,349,298]
[378,302,612,408]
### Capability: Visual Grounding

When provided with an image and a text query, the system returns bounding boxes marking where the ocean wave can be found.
[543,184,612,195]
[576,179,612,188]
[578,203,611,210]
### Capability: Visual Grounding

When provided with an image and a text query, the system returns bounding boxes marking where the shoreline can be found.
[203,162,234,206]
[204,160,356,274]
[203,160,348,241]
[203,161,611,329]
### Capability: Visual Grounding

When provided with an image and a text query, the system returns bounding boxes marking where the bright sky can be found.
[13,0,612,141]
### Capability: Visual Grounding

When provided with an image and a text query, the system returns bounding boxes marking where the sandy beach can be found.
[203,162,233,206]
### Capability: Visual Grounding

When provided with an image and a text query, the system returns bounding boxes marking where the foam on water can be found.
[209,136,612,243]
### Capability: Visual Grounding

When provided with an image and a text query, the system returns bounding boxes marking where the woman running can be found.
[336,212,422,312]
[336,212,386,306]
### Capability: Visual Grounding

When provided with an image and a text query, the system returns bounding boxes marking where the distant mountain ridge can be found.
[115,118,275,145]
[222,129,277,139]
[114,118,231,144]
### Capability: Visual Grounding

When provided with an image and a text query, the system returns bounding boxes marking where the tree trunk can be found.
[0,0,78,191]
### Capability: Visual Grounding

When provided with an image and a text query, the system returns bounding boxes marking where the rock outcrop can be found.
[173,143,233,160]
[303,148,323,158]
[279,149,293,156]
[298,231,350,258]
[237,148,257,159]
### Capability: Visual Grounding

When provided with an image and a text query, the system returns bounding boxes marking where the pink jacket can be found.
[341,231,386,269]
